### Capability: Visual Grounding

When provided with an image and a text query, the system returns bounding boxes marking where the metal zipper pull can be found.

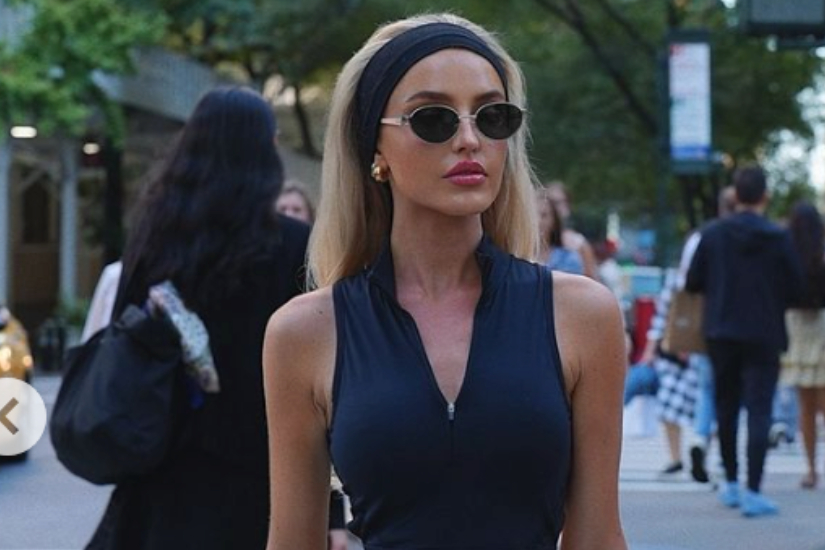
[447,402,456,421]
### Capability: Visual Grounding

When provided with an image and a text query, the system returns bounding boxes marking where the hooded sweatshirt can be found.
[686,210,803,351]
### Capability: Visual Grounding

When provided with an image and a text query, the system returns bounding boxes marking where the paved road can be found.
[620,397,825,550]
[0,375,111,550]
[0,376,823,549]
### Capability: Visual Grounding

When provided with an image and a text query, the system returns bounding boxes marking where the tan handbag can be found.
[661,290,706,354]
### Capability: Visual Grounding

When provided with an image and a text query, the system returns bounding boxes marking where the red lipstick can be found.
[444,161,487,186]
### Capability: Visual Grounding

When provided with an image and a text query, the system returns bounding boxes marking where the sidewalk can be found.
[620,401,825,550]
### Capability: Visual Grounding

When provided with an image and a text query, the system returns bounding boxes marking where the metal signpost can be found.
[668,30,712,176]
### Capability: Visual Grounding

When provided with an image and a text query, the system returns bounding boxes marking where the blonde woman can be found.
[263,13,627,550]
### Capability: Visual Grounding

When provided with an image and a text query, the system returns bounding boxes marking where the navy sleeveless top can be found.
[329,236,572,550]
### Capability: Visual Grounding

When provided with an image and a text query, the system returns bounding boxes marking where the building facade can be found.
[1,2,321,334]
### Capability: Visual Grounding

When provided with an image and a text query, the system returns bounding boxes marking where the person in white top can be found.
[80,261,123,342]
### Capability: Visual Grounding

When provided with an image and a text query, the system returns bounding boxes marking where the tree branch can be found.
[535,0,658,136]
[533,0,575,26]
[594,0,657,59]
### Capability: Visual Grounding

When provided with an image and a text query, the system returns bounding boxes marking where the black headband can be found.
[355,22,509,172]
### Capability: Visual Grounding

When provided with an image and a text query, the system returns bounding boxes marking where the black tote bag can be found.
[50,304,182,485]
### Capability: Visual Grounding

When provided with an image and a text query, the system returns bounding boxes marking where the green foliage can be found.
[7,0,814,233]
[130,0,384,87]
[0,44,88,134]
[107,0,825,226]
[125,0,395,155]
[459,1,820,233]
[0,0,165,139]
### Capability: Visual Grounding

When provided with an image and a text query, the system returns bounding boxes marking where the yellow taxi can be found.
[0,306,34,384]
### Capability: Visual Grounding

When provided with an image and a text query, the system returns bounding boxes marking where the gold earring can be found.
[371,162,388,182]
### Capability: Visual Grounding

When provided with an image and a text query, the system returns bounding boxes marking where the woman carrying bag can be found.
[85,86,311,549]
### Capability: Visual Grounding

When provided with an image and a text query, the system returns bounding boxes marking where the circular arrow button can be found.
[0,378,47,456]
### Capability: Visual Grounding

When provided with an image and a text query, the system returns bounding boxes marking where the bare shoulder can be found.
[550,272,626,393]
[552,271,622,324]
[263,288,337,417]
[265,287,335,347]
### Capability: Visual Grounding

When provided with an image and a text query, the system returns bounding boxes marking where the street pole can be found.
[59,138,78,304]
[655,45,671,267]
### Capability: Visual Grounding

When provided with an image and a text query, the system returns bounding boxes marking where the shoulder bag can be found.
[50,304,182,485]
[660,290,706,355]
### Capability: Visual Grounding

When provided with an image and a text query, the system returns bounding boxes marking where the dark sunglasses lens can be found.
[477,103,523,140]
[409,107,459,143]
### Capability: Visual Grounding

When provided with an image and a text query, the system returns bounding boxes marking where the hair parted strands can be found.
[307,12,540,289]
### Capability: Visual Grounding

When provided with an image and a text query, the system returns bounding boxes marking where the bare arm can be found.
[554,274,628,550]
[264,290,336,550]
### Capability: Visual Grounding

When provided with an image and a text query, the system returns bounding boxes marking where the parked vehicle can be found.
[0,306,33,384]
[0,306,35,461]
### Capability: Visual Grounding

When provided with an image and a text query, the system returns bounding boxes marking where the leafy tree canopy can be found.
[0,0,164,139]
[7,0,817,230]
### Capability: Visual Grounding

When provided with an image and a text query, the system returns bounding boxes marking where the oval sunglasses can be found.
[380,102,525,143]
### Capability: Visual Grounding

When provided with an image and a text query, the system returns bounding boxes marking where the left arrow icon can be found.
[0,379,47,455]
[1,397,20,434]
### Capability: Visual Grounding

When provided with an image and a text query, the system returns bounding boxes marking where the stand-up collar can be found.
[366,235,511,307]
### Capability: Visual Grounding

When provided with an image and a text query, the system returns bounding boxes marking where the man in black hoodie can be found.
[686,165,803,517]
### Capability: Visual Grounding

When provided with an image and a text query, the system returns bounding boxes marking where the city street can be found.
[0,375,823,549]
[0,375,110,550]
[620,398,825,550]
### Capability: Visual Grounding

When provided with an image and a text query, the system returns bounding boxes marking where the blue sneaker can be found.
[741,490,779,517]
[718,481,740,508]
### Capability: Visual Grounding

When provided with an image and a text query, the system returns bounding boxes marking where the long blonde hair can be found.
[308,13,539,288]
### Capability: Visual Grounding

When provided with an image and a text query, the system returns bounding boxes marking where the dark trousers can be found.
[706,339,780,492]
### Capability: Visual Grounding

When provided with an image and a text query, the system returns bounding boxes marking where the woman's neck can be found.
[390,217,483,300]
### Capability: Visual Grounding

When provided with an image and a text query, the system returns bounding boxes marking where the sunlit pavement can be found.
[620,397,825,550]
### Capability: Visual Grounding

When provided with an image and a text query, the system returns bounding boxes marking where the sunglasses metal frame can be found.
[380,102,525,143]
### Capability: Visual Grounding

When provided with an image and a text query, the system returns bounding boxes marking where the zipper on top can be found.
[447,402,456,461]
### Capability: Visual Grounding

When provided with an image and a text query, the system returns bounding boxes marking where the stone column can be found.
[0,137,11,305]
[59,138,78,303]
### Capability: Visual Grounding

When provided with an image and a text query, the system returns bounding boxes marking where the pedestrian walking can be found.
[84,86,311,549]
[683,185,738,484]
[630,268,701,478]
[686,165,804,517]
[779,200,825,490]
[263,13,628,550]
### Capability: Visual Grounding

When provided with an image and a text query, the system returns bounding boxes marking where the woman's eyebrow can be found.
[403,89,505,104]
[403,90,451,103]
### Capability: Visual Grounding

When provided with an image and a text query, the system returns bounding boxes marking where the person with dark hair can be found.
[84,86,313,549]
[780,201,825,490]
[686,164,803,517]
[536,187,584,274]
[681,185,737,484]
[263,12,628,550]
